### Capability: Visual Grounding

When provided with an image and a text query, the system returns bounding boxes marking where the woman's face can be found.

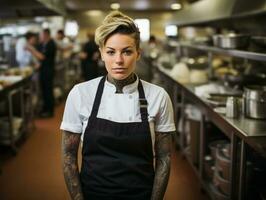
[100,33,140,80]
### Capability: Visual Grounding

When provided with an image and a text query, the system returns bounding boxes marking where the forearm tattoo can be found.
[151,132,173,200]
[61,131,84,200]
[107,73,136,93]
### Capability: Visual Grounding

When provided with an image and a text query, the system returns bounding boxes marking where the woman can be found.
[60,11,176,200]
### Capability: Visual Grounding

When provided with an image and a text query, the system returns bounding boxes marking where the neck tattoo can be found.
[108,73,136,93]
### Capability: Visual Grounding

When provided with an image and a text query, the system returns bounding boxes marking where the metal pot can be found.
[223,74,266,89]
[244,85,266,119]
[212,33,250,49]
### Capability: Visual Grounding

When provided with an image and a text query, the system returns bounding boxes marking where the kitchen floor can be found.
[0,103,209,200]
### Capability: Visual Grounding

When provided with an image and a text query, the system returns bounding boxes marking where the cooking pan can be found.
[212,34,250,49]
[244,85,266,119]
[222,73,266,89]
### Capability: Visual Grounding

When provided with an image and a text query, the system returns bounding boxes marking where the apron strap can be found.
[138,80,148,122]
[90,76,106,119]
[90,76,149,122]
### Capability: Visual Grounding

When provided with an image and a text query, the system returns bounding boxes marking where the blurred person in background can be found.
[142,35,162,60]
[27,28,57,118]
[79,33,100,81]
[139,35,163,82]
[15,31,39,68]
[55,29,73,63]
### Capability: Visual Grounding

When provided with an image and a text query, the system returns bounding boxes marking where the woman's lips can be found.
[112,68,126,73]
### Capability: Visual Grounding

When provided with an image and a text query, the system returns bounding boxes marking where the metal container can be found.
[213,171,230,195]
[215,146,231,181]
[244,85,266,119]
[226,96,239,118]
[212,34,250,49]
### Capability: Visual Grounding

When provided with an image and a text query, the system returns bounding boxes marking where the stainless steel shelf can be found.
[178,42,266,62]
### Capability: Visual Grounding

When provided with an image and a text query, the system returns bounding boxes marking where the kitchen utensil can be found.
[216,146,231,180]
[244,85,266,119]
[212,33,250,49]
[226,96,239,118]
[213,170,230,195]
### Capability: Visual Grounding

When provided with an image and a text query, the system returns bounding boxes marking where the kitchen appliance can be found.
[212,33,250,49]
[244,85,266,119]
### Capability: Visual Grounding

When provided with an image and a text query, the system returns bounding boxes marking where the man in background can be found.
[79,33,100,81]
[55,29,73,63]
[27,29,57,118]
[16,31,38,67]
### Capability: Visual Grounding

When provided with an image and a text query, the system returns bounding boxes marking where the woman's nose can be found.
[115,53,124,65]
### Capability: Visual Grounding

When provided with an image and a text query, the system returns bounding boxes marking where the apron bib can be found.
[80,77,155,200]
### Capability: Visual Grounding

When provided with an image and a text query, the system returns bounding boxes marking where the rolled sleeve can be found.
[60,86,82,134]
[155,89,176,133]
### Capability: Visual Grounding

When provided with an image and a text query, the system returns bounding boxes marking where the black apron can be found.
[80,77,155,200]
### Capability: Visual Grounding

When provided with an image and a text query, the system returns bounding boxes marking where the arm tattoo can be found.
[151,131,173,200]
[61,131,84,200]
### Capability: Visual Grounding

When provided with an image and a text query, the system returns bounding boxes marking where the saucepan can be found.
[223,73,266,89]
[212,33,250,49]
[244,85,266,119]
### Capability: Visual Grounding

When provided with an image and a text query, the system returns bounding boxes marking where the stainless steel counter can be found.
[156,65,266,156]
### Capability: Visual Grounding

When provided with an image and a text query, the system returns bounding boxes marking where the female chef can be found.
[60,11,176,200]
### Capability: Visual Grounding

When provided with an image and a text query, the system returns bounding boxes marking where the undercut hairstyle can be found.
[95,11,140,49]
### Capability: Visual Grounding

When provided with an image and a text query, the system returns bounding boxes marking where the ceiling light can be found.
[171,3,181,10]
[110,3,120,10]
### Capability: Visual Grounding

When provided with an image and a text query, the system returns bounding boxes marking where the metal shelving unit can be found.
[176,41,266,62]
[0,75,34,154]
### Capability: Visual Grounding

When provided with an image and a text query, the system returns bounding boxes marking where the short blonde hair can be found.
[95,11,140,49]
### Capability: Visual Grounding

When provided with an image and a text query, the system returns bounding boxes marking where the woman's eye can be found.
[106,51,115,55]
[123,50,132,55]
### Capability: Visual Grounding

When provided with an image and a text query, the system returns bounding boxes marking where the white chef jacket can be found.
[60,76,176,143]
[15,37,32,67]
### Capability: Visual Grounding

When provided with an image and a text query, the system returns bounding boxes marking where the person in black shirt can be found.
[27,28,56,117]
[79,33,100,81]
[38,29,56,117]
